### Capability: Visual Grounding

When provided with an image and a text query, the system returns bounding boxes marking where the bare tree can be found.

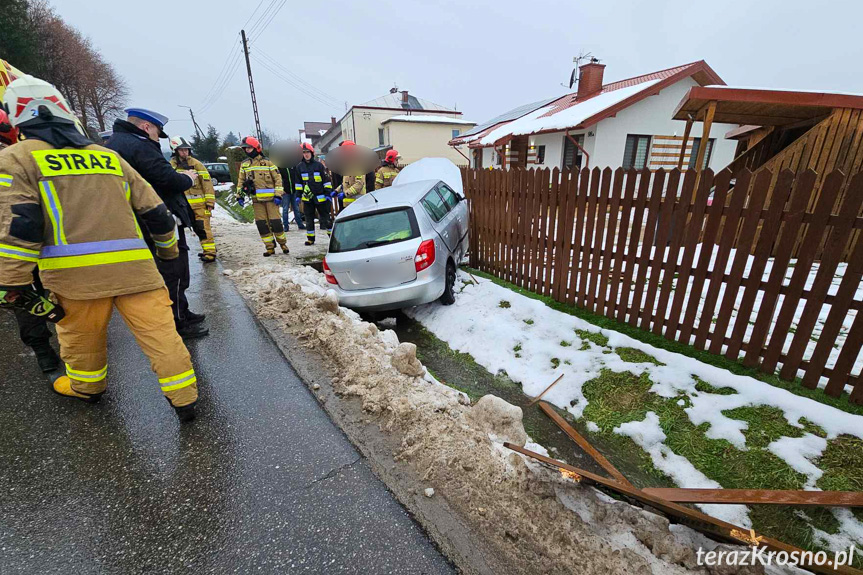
[87,55,128,131]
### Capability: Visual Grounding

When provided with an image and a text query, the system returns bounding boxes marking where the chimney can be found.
[331,116,336,126]
[401,90,409,103]
[577,61,606,100]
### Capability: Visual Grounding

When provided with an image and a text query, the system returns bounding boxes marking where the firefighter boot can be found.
[281,245,290,254]
[52,375,103,404]
[33,344,61,373]
[263,248,275,257]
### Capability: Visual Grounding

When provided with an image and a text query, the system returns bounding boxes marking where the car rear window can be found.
[330,208,419,253]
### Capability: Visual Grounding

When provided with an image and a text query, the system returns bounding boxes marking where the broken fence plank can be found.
[641,488,863,507]
[538,402,633,488]
[503,443,861,575]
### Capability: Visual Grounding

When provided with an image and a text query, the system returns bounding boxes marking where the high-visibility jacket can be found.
[295,157,332,203]
[238,155,283,203]
[171,156,215,210]
[0,139,179,300]
[375,164,399,188]
[340,174,366,204]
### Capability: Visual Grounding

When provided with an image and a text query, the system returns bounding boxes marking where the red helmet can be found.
[301,142,315,154]
[385,149,400,164]
[0,109,19,146]
[241,135,262,153]
[339,140,356,147]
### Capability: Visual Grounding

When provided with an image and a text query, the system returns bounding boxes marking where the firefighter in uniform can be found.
[170,136,216,262]
[375,149,400,189]
[0,76,199,422]
[0,107,61,373]
[336,172,365,206]
[236,136,288,257]
[295,143,332,245]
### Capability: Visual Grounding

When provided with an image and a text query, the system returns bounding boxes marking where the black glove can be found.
[242,178,256,196]
[0,285,65,322]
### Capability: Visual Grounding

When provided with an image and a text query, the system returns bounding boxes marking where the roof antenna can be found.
[563,51,597,89]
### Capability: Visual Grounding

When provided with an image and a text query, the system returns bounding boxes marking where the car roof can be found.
[336,179,440,219]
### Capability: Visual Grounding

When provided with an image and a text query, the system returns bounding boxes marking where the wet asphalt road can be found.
[0,252,455,574]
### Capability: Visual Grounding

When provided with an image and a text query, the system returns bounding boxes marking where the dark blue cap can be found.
[125,107,170,138]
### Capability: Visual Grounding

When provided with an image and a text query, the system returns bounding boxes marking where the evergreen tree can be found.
[0,0,41,74]
[223,132,239,147]
[193,125,221,162]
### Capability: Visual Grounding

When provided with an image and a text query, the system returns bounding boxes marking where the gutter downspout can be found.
[565,129,589,169]
[450,143,471,166]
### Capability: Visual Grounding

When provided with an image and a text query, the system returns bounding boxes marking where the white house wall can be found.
[589,77,737,171]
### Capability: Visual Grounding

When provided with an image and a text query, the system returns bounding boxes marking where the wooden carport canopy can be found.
[671,85,863,175]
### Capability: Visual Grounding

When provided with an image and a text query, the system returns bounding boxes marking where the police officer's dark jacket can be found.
[107,119,195,227]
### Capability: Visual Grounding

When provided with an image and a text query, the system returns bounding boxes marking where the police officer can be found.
[0,107,61,373]
[0,76,199,421]
[107,108,208,339]
[295,143,333,245]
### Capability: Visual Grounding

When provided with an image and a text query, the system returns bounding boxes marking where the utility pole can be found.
[240,29,262,143]
[179,105,204,139]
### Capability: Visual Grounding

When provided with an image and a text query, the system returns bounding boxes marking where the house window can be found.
[688,137,715,170]
[536,145,546,164]
[563,134,584,169]
[379,128,385,146]
[452,129,460,139]
[623,134,651,170]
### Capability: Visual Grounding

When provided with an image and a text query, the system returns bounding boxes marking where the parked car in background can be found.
[204,162,232,183]
[323,158,469,312]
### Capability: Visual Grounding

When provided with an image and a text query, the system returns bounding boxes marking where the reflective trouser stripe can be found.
[306,231,315,238]
[0,243,39,262]
[159,369,197,392]
[67,364,107,382]
[274,232,286,240]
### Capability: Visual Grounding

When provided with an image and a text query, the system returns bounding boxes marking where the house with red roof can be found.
[450,60,738,173]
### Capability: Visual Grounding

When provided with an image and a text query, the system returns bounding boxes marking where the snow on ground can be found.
[407,271,863,541]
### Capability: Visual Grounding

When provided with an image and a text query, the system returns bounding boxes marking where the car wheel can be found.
[440,261,456,306]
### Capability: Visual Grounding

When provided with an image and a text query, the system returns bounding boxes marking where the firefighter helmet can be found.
[385,149,400,164]
[339,140,356,147]
[241,135,262,153]
[301,142,315,154]
[169,135,192,152]
[0,109,18,146]
[2,75,78,128]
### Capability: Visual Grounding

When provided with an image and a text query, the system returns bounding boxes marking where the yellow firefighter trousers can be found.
[252,201,287,251]
[55,288,198,407]
[193,205,217,256]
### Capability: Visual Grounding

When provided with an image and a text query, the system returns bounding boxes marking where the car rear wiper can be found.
[362,239,397,248]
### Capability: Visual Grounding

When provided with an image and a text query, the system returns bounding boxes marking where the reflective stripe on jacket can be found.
[0,140,178,300]
[375,165,399,188]
[295,157,332,201]
[238,155,283,203]
[171,156,216,209]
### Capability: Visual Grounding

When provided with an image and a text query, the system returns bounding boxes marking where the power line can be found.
[254,48,342,107]
[249,0,288,42]
[199,53,244,114]
[246,0,279,38]
[240,0,267,30]
[196,38,242,110]
[251,55,340,110]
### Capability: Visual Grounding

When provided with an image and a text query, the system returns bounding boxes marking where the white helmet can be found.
[2,75,79,128]
[170,135,192,152]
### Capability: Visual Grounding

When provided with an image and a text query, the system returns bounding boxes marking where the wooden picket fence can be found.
[463,166,863,403]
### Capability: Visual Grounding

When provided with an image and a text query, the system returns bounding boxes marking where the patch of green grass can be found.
[523,319,534,325]
[575,329,609,348]
[693,377,737,395]
[560,340,571,347]
[550,358,560,369]
[564,360,572,365]
[498,300,511,309]
[465,267,863,416]
[513,343,522,353]
[216,196,254,223]
[816,435,863,492]
[578,368,860,563]
[615,347,664,366]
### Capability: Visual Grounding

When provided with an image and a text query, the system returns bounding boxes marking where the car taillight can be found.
[415,239,436,272]
[322,258,338,285]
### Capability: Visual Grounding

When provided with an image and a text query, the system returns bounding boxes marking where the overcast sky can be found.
[52,0,863,143]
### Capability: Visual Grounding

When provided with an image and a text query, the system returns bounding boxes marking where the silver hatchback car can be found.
[323,162,469,312]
